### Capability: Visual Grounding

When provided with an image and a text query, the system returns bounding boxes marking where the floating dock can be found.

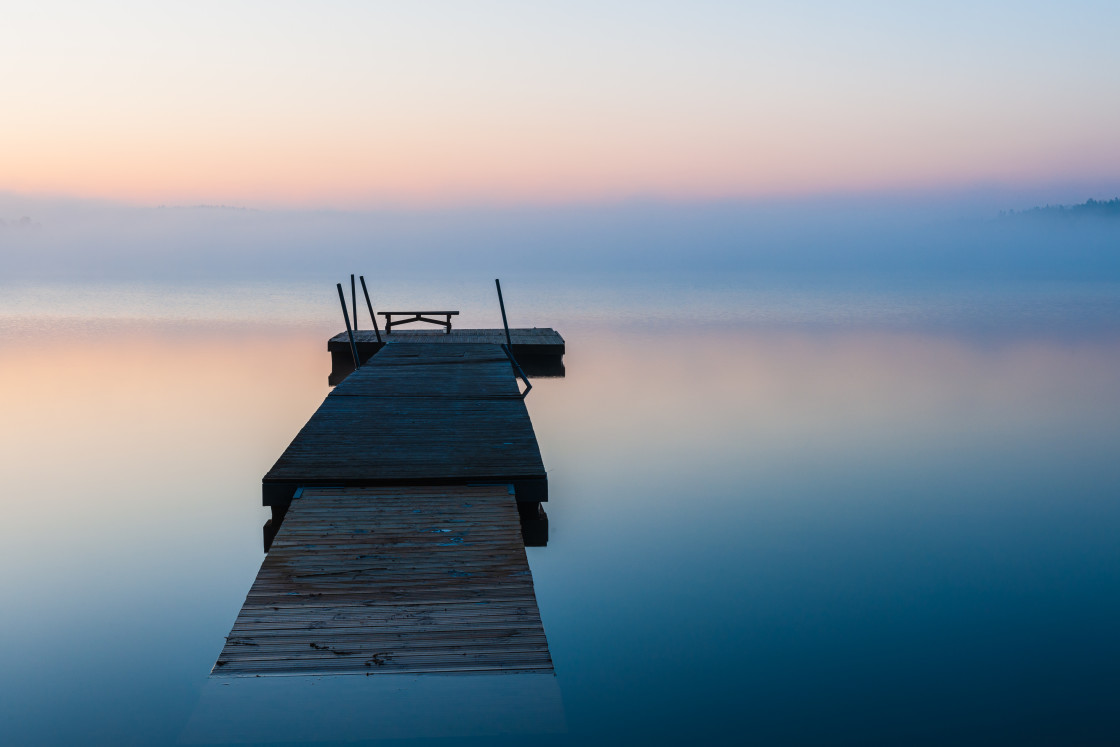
[213,326,564,679]
[328,328,565,384]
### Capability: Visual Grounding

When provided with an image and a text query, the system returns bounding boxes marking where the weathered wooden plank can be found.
[214,486,552,677]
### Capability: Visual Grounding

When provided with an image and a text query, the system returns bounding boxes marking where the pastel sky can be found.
[4,0,1119,207]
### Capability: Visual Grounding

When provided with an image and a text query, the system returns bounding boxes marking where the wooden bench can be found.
[379,311,459,334]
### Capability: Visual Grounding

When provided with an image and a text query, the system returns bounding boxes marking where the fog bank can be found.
[2,190,1118,285]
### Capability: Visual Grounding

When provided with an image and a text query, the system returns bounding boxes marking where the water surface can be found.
[1,279,1117,745]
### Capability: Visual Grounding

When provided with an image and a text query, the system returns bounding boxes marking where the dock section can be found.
[212,327,561,685]
[265,342,547,516]
[328,328,564,384]
[215,485,551,676]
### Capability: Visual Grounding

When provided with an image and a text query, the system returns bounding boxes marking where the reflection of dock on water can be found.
[211,279,564,681]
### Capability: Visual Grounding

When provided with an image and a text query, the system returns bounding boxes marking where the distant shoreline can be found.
[1003,197,1120,219]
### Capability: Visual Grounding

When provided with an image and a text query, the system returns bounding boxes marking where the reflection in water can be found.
[528,326,1120,746]
[1,300,1119,744]
[183,674,566,742]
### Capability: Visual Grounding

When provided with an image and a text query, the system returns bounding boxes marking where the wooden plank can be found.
[214,485,552,677]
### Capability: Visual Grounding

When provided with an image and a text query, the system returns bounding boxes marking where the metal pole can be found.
[337,282,360,369]
[502,343,533,398]
[351,274,358,330]
[495,278,513,348]
[359,275,383,344]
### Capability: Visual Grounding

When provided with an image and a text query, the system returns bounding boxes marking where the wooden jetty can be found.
[212,323,564,680]
[215,485,551,676]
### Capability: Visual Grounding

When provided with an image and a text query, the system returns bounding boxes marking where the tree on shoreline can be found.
[1003,198,1120,219]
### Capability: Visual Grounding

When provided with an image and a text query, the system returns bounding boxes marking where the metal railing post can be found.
[359,275,383,344]
[495,278,513,349]
[336,282,360,369]
[502,343,533,398]
[351,274,358,330]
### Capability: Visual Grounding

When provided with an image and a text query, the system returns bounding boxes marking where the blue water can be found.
[0,278,1117,745]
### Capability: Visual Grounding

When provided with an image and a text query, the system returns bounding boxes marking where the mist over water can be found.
[3,190,1119,284]
[1,190,1118,744]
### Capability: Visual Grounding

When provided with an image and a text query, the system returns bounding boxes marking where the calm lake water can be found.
[1,277,1118,745]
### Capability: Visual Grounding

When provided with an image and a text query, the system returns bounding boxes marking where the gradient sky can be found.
[4,1,1119,207]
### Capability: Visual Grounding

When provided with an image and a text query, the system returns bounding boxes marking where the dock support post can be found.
[336,283,361,370]
[518,501,548,546]
[359,275,383,345]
